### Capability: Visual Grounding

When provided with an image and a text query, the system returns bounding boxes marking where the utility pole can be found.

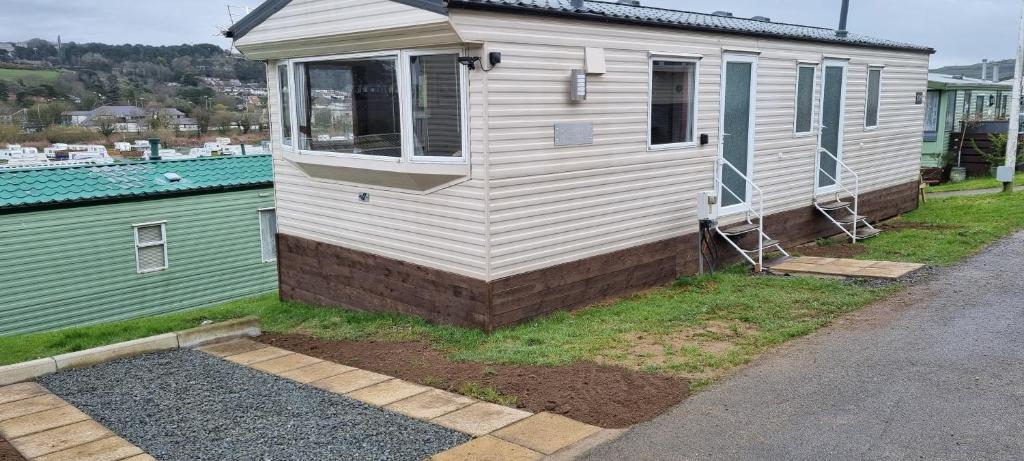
[1005,0,1024,192]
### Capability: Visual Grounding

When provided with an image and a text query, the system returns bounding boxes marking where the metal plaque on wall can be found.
[554,122,594,146]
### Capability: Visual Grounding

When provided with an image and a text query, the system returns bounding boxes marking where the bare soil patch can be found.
[600,321,759,379]
[0,439,24,461]
[877,221,959,231]
[258,334,689,428]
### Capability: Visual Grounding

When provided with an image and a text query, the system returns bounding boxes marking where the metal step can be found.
[718,222,759,236]
[856,228,882,239]
[837,214,868,224]
[742,239,780,253]
[816,201,851,211]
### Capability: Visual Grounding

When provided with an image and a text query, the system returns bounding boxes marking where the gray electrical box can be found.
[554,122,594,146]
[570,69,587,102]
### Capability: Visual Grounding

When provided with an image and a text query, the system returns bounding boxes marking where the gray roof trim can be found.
[226,0,447,41]
[446,0,935,54]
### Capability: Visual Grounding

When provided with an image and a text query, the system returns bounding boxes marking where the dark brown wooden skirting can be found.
[277,180,919,331]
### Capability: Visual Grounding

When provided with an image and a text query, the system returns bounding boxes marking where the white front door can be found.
[816,59,847,194]
[717,53,758,216]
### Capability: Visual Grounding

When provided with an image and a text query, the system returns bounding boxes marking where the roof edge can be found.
[446,0,935,54]
[226,0,448,41]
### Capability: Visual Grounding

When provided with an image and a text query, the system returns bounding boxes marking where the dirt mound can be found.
[258,334,689,428]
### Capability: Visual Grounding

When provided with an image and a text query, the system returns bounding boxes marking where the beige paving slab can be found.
[249,353,323,374]
[772,262,827,272]
[0,382,48,405]
[0,404,89,439]
[346,379,429,406]
[853,267,918,279]
[34,435,142,461]
[222,346,292,365]
[121,455,158,461]
[430,435,543,461]
[309,369,390,394]
[385,389,477,420]
[196,338,267,357]
[491,412,601,455]
[871,261,925,270]
[0,394,66,422]
[276,361,355,384]
[790,256,837,264]
[432,402,533,437]
[8,420,111,458]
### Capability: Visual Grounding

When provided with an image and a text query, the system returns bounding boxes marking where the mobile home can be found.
[922,74,1012,169]
[228,0,932,330]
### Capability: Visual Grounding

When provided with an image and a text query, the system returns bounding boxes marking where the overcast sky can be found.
[4,0,1019,68]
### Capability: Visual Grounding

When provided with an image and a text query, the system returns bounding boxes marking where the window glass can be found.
[259,209,277,262]
[795,65,815,133]
[923,90,940,142]
[134,224,167,273]
[977,95,986,118]
[298,57,401,157]
[277,64,292,146]
[410,54,463,157]
[650,60,696,145]
[866,68,881,127]
[944,91,956,131]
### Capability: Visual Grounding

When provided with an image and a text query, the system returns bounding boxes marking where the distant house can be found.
[923,74,1013,168]
[64,106,199,133]
[0,155,278,335]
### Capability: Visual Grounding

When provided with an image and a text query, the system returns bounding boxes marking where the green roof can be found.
[0,155,273,210]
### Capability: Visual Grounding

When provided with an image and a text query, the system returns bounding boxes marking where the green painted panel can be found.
[0,188,278,335]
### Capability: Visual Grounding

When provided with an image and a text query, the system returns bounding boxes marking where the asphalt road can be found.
[585,233,1024,461]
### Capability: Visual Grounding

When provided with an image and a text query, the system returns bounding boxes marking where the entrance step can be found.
[718,222,759,236]
[816,201,851,211]
[856,228,882,239]
[768,256,922,279]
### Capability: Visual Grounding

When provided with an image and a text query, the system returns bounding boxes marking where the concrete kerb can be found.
[0,317,262,385]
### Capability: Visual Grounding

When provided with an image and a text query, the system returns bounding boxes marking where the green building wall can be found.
[0,188,278,335]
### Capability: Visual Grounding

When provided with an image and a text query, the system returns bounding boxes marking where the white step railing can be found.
[715,157,769,270]
[815,147,877,242]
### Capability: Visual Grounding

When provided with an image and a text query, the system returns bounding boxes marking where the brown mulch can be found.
[0,439,25,461]
[258,334,689,428]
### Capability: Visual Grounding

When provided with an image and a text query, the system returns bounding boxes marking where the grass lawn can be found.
[6,191,1024,388]
[926,173,1024,193]
[0,68,61,82]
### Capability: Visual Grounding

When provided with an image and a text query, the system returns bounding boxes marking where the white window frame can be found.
[864,66,884,130]
[133,221,168,274]
[276,63,292,147]
[647,54,701,151]
[793,63,817,136]
[282,48,470,165]
[258,208,277,263]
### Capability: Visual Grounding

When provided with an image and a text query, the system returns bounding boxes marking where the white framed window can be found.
[865,67,883,128]
[648,56,699,149]
[133,222,168,274]
[282,49,468,164]
[794,64,816,135]
[258,208,277,263]
[277,64,292,146]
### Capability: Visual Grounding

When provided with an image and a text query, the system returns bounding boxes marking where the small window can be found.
[794,65,816,134]
[134,222,167,273]
[865,67,882,127]
[963,90,972,116]
[649,58,698,146]
[1001,95,1010,118]
[976,95,986,118]
[278,64,292,146]
[259,209,278,262]
[923,90,940,142]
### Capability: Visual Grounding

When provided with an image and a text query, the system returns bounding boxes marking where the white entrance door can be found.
[816,59,847,194]
[717,53,758,216]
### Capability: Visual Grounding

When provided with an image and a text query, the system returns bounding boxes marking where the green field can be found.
[0,68,61,82]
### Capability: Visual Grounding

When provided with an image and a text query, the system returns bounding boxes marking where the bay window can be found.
[280,49,466,164]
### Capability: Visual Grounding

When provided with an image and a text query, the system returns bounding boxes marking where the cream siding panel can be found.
[451,11,926,279]
[265,58,489,279]
[236,0,448,49]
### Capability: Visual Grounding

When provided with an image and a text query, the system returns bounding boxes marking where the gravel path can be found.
[585,232,1024,460]
[38,349,469,461]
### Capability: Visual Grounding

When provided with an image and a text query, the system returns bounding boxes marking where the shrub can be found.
[42,126,103,144]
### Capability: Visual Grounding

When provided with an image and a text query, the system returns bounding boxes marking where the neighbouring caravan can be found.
[227,0,933,330]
